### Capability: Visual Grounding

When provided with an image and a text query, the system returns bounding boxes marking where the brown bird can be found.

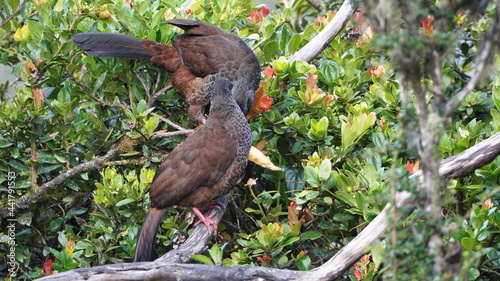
[72,19,261,124]
[133,77,252,262]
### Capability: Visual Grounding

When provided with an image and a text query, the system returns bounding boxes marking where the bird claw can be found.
[192,207,219,235]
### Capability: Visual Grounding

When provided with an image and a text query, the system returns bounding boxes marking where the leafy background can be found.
[0,0,499,280]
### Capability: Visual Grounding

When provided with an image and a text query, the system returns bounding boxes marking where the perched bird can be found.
[133,77,252,262]
[72,19,261,124]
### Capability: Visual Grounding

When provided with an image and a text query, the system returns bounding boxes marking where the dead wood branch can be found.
[289,0,357,63]
[0,142,121,219]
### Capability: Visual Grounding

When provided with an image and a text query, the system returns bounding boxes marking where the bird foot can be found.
[192,207,219,235]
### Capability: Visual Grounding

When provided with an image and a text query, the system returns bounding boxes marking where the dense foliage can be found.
[0,0,498,280]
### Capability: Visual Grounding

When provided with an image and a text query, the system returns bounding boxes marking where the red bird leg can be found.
[199,201,225,211]
[192,207,219,234]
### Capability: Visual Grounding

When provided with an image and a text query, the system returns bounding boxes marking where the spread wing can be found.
[149,126,237,208]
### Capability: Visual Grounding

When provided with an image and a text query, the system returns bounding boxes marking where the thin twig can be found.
[152,129,194,139]
[0,3,24,28]
[306,0,324,12]
[75,80,187,131]
[150,112,186,131]
[131,68,150,96]
[148,84,174,108]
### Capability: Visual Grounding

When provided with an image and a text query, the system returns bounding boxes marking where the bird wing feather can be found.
[172,35,240,77]
[149,126,237,208]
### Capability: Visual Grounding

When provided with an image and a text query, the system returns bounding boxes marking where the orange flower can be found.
[354,263,364,279]
[260,6,270,17]
[360,254,370,264]
[32,89,45,110]
[354,10,364,27]
[406,160,420,175]
[422,15,433,36]
[305,73,318,90]
[367,65,385,78]
[257,255,272,265]
[258,95,273,112]
[314,16,326,26]
[248,6,270,23]
[246,178,258,187]
[482,199,494,210]
[288,201,299,224]
[43,260,53,275]
[455,13,466,25]
[246,87,274,119]
[24,60,36,73]
[263,66,276,81]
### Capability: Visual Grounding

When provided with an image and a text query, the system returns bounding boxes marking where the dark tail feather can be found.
[72,33,154,61]
[134,208,165,262]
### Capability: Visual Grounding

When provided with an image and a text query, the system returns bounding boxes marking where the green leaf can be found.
[335,191,357,207]
[49,218,63,231]
[468,268,480,280]
[263,41,279,62]
[136,100,148,115]
[320,60,341,86]
[208,244,223,265]
[322,172,336,190]
[299,231,322,240]
[279,24,292,56]
[461,237,477,250]
[191,255,214,265]
[318,159,332,181]
[66,207,88,217]
[371,240,386,269]
[304,166,320,187]
[308,116,329,141]
[9,159,29,174]
[38,164,63,174]
[296,253,312,271]
[287,34,302,55]
[284,168,305,191]
[116,198,136,207]
[144,116,160,136]
[493,80,500,110]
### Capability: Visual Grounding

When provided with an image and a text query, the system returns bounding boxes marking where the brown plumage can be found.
[72,19,261,124]
[133,77,252,262]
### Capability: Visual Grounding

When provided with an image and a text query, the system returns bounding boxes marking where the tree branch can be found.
[156,196,229,263]
[0,142,122,219]
[289,0,357,63]
[411,131,500,179]
[36,132,500,281]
